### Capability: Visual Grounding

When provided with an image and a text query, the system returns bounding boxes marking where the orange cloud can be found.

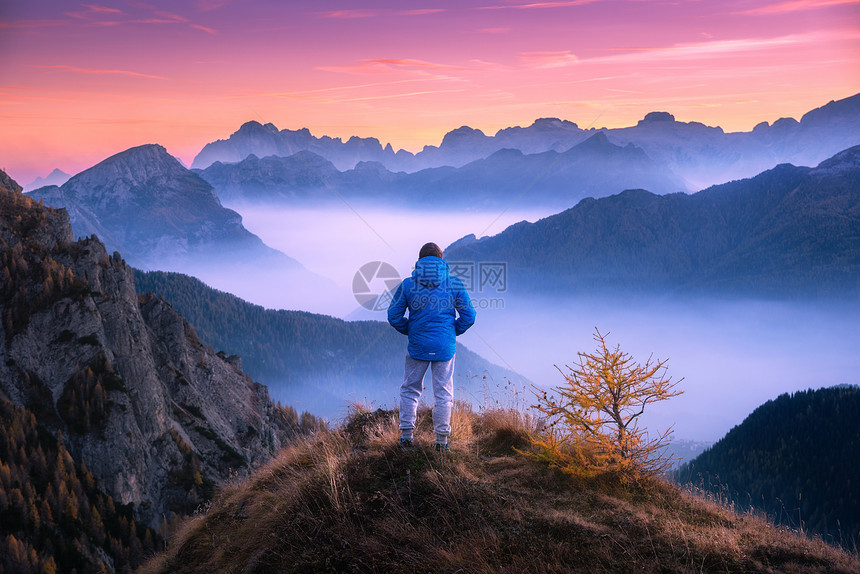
[317,8,445,18]
[479,0,599,9]
[262,79,440,98]
[321,89,467,104]
[153,11,189,23]
[366,58,467,71]
[318,9,378,19]
[35,65,168,80]
[82,4,123,14]
[318,57,472,76]
[585,32,848,65]
[400,9,447,15]
[739,0,860,15]
[316,63,393,76]
[196,0,232,11]
[0,19,67,29]
[67,4,124,20]
[190,24,218,34]
[519,50,579,68]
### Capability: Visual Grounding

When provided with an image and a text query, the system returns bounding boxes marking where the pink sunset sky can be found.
[1,0,858,184]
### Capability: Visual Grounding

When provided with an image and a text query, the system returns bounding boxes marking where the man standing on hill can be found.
[388,242,476,452]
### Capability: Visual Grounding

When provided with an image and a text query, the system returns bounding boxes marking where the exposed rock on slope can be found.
[0,171,288,527]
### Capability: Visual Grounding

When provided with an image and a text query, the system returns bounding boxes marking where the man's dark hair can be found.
[419,242,443,259]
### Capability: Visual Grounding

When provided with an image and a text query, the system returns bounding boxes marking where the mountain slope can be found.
[197,150,355,204]
[141,407,860,573]
[444,146,860,297]
[0,171,295,529]
[28,144,289,269]
[0,397,163,573]
[677,386,860,549]
[133,270,526,417]
[28,144,339,312]
[398,132,687,210]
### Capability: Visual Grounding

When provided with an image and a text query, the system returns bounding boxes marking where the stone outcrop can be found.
[0,171,285,527]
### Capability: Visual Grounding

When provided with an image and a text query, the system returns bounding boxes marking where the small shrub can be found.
[531,328,682,480]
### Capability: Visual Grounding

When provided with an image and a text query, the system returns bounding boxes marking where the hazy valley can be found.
[22,94,860,441]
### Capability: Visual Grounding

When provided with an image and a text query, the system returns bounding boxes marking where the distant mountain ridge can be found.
[443,146,860,297]
[192,93,860,190]
[192,120,402,172]
[197,131,687,211]
[677,386,860,549]
[23,167,70,191]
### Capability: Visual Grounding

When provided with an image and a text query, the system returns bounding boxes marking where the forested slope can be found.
[677,386,860,548]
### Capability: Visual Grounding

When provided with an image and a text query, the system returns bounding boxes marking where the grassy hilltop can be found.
[141,405,859,573]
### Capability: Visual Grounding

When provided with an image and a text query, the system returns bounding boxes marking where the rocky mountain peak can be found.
[28,144,290,271]
[812,144,860,175]
[237,120,278,135]
[530,117,579,130]
[565,131,623,154]
[772,117,800,130]
[800,92,860,126]
[638,111,676,125]
[61,144,194,203]
[441,125,488,147]
[0,169,23,193]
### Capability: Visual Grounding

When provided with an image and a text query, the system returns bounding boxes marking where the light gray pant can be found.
[399,355,455,441]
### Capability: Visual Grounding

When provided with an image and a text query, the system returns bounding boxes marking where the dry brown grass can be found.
[141,404,860,574]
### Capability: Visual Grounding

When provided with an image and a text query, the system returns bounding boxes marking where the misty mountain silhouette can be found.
[444,146,860,297]
[23,167,71,192]
[192,93,860,191]
[197,132,686,210]
[192,120,395,171]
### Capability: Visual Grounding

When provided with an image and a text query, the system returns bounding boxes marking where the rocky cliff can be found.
[0,171,290,527]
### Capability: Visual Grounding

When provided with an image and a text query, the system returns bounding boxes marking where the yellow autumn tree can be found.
[532,329,682,479]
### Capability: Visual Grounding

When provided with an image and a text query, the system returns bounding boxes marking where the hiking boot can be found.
[434,442,450,453]
[399,438,414,449]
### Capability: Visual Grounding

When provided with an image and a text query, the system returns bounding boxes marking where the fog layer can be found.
[220,204,860,441]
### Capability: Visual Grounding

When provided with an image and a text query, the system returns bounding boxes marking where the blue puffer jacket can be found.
[387,256,476,361]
